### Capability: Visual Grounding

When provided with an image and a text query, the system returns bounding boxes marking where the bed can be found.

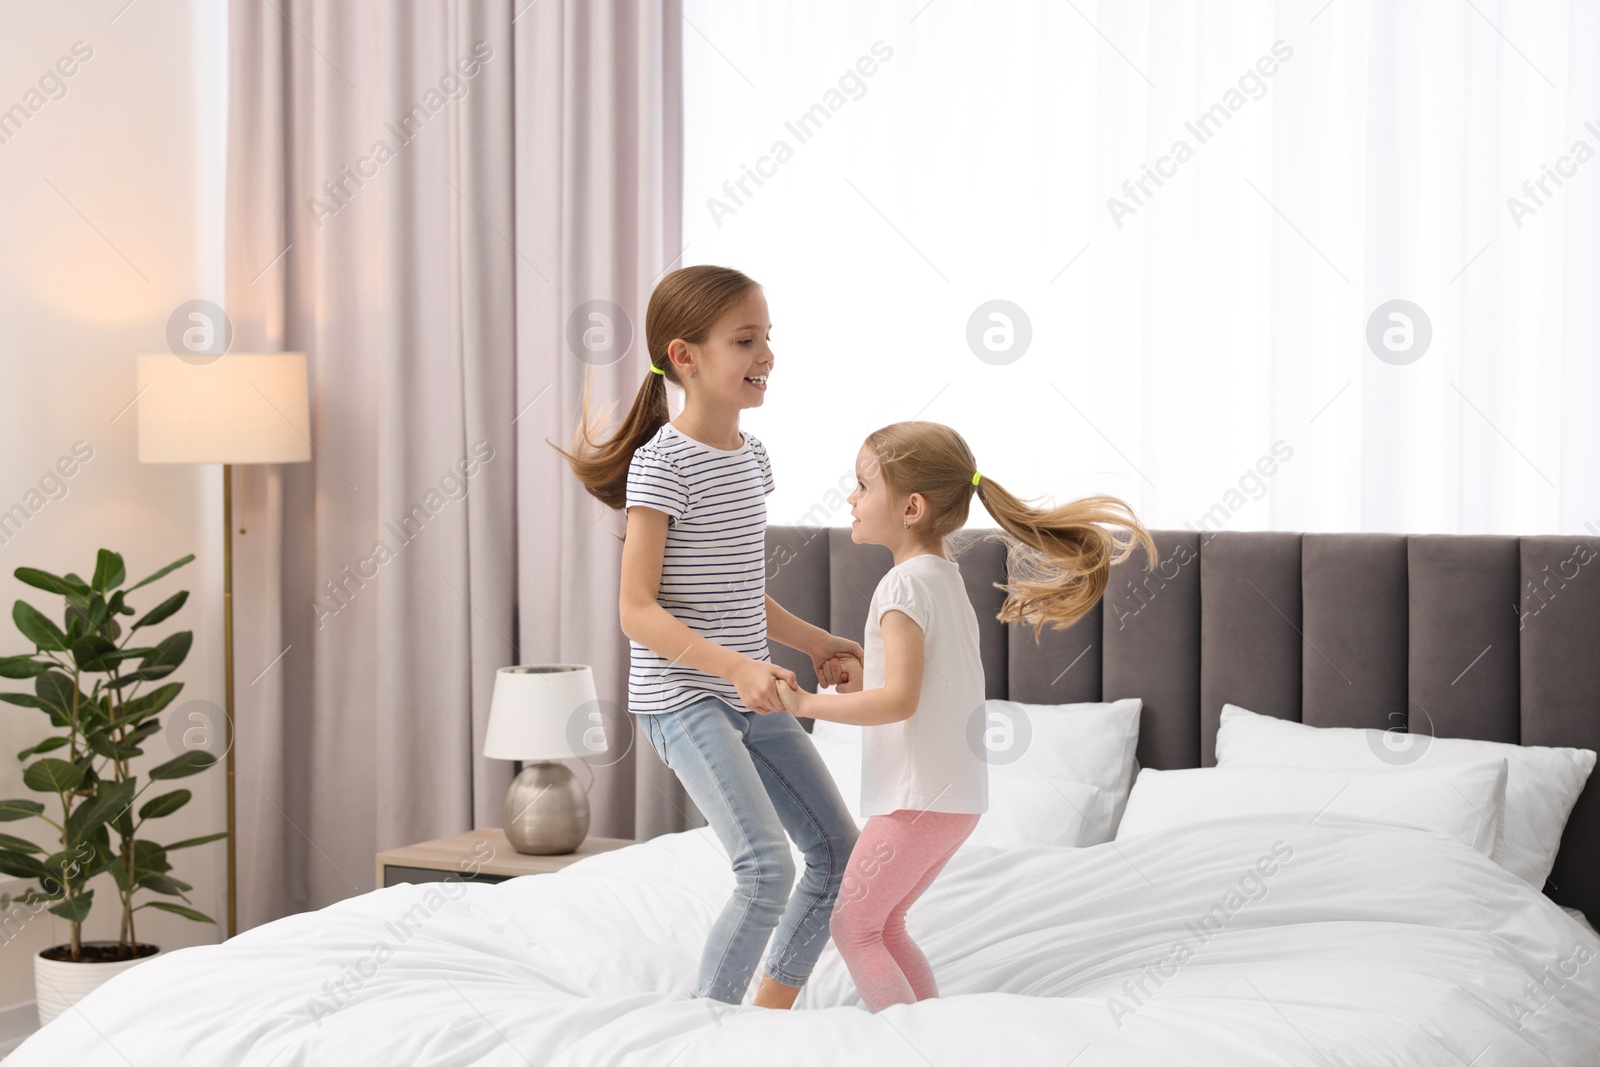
[10,527,1600,1065]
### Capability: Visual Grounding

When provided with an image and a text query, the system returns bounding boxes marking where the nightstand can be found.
[375,827,635,888]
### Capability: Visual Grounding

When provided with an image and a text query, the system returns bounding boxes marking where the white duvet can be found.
[11,815,1600,1066]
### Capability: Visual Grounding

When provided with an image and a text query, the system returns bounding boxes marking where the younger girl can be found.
[555,265,863,1009]
[774,420,1157,1013]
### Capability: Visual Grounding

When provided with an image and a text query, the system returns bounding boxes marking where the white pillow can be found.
[809,697,1141,847]
[1116,759,1510,858]
[1215,702,1597,887]
[965,778,1103,849]
[978,698,1143,845]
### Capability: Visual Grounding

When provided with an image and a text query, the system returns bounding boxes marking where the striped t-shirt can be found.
[624,421,774,715]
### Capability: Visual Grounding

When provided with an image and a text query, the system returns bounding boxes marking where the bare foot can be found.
[752,974,801,1009]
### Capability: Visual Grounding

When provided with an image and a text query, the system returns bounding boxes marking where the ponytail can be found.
[552,361,671,512]
[550,265,760,512]
[865,420,1158,643]
[975,477,1158,642]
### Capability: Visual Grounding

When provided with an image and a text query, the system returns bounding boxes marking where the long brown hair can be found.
[865,420,1158,642]
[551,265,760,511]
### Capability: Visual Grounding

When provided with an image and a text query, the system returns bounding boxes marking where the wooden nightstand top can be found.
[375,827,635,887]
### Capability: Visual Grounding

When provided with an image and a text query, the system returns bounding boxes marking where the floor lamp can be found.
[135,353,311,939]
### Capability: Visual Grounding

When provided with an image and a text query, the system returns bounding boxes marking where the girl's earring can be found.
[690,371,697,378]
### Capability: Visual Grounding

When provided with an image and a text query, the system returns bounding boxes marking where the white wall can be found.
[0,0,228,1018]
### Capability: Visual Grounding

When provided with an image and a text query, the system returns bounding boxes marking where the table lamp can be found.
[484,664,605,854]
[136,352,312,938]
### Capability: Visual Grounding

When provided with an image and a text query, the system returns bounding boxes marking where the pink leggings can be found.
[828,809,980,1012]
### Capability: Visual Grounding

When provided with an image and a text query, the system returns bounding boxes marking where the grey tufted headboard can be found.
[764,525,1600,921]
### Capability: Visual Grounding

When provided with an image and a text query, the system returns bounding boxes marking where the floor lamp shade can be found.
[134,351,311,939]
[136,353,312,463]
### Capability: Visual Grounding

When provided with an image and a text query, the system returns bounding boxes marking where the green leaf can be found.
[105,632,193,688]
[0,693,45,709]
[47,890,93,924]
[0,655,49,679]
[86,730,142,761]
[77,695,109,734]
[87,594,109,631]
[0,798,46,821]
[137,873,188,896]
[12,601,68,652]
[124,720,162,746]
[43,848,94,883]
[139,900,215,923]
[107,857,131,893]
[127,554,194,593]
[131,590,188,632]
[17,736,68,760]
[0,851,54,880]
[162,830,229,851]
[148,751,215,780]
[71,633,121,672]
[66,592,108,635]
[67,779,135,840]
[62,609,84,648]
[23,758,84,794]
[138,790,190,820]
[91,550,126,594]
[16,889,63,904]
[0,831,42,853]
[81,838,118,881]
[13,568,88,597]
[118,683,182,727]
[131,839,170,874]
[103,671,153,690]
[106,646,161,663]
[35,671,83,728]
[141,631,193,674]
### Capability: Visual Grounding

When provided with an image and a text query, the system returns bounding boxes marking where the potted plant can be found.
[0,550,227,1026]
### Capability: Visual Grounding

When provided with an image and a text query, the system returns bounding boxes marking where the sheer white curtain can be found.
[680,0,1600,537]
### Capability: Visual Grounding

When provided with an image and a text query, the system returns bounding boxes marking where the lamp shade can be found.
[484,665,606,761]
[136,353,312,464]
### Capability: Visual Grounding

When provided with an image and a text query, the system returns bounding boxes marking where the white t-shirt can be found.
[623,422,775,715]
[860,553,989,816]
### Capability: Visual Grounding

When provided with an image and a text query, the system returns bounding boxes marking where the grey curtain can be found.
[224,0,689,931]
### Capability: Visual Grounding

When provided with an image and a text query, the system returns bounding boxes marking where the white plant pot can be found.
[35,942,161,1028]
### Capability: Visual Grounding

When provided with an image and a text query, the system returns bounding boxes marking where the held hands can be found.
[731,657,799,715]
[811,634,865,689]
[770,653,863,717]
[746,634,864,717]
[773,677,803,715]
[832,654,863,694]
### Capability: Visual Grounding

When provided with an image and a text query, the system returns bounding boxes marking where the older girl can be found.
[557,265,862,1009]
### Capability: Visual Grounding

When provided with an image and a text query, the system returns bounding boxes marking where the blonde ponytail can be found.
[975,478,1157,641]
[865,420,1158,642]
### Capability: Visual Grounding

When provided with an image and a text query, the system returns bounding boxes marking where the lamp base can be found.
[503,762,590,854]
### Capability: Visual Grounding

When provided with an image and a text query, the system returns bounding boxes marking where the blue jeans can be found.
[642,695,861,1003]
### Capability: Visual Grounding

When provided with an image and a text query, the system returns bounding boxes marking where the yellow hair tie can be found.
[649,364,665,375]
[972,471,982,486]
